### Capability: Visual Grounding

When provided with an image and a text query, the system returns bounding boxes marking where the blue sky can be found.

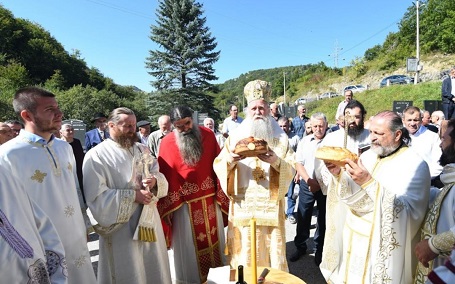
[1,0,414,92]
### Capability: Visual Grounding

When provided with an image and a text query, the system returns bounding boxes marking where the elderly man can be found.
[136,120,151,145]
[270,102,282,121]
[402,106,443,179]
[0,87,96,283]
[204,117,225,148]
[319,110,430,284]
[422,110,439,133]
[60,123,85,196]
[157,106,229,284]
[291,104,309,139]
[222,104,243,138]
[5,119,22,137]
[290,113,328,266]
[85,112,110,151]
[83,107,171,284]
[214,79,295,271]
[148,115,171,158]
[414,118,455,283]
[0,122,14,145]
[431,110,445,129]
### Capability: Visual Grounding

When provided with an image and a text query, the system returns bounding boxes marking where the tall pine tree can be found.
[146,0,221,120]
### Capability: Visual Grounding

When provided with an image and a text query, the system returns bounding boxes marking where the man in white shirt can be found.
[222,104,243,138]
[402,106,443,179]
[335,89,353,121]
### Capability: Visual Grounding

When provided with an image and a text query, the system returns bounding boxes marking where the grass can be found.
[305,81,442,124]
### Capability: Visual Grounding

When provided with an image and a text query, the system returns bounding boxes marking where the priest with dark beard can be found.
[83,107,172,284]
[157,106,229,284]
[214,79,296,272]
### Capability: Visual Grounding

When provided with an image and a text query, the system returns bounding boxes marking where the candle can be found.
[250,218,257,284]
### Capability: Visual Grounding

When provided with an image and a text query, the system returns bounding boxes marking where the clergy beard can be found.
[347,120,365,138]
[175,126,203,167]
[439,145,455,166]
[249,115,274,143]
[371,142,398,157]
[114,132,138,148]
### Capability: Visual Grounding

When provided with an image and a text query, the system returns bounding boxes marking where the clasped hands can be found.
[135,177,157,205]
[325,158,371,185]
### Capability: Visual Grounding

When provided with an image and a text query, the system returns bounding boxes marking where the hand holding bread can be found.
[315,146,358,168]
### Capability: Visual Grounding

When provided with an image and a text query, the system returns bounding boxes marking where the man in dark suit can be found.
[85,112,110,151]
[441,67,455,119]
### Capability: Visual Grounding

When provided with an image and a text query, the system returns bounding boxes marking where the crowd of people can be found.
[1,75,455,284]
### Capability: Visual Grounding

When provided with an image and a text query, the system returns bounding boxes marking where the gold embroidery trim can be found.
[430,231,455,255]
[117,189,135,223]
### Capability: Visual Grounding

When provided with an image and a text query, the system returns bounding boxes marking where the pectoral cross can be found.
[252,158,266,183]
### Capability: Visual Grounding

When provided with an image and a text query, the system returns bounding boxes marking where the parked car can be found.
[343,84,367,93]
[379,75,413,87]
[319,92,338,100]
[294,97,307,105]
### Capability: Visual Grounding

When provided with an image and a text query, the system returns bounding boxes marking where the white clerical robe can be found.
[0,169,67,283]
[213,118,295,272]
[0,131,96,283]
[415,163,455,283]
[83,139,171,284]
[320,147,430,284]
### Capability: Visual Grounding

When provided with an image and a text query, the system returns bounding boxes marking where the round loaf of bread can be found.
[315,146,358,167]
[234,136,268,157]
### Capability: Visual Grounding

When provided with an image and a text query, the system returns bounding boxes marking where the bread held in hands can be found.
[234,136,268,157]
[315,146,358,167]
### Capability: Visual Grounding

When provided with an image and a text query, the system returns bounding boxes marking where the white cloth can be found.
[410,126,443,178]
[83,139,171,284]
[0,131,96,283]
[319,146,430,284]
[0,169,67,283]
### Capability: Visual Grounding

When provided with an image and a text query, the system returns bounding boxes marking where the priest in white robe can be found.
[0,168,68,283]
[0,87,96,283]
[415,119,455,283]
[318,111,430,284]
[83,107,171,284]
[214,80,295,272]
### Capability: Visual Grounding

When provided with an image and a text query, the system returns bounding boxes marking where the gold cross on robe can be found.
[252,158,266,182]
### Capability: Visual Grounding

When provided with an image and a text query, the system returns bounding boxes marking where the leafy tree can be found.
[420,0,455,53]
[364,45,382,61]
[146,0,220,115]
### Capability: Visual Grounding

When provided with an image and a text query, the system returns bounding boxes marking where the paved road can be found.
[87,197,326,283]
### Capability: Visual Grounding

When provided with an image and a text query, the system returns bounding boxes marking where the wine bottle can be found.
[236,265,247,284]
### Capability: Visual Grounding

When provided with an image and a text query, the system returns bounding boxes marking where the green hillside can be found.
[305,81,441,124]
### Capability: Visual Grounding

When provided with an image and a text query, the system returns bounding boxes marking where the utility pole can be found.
[283,71,286,105]
[415,0,422,85]
[329,40,343,68]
